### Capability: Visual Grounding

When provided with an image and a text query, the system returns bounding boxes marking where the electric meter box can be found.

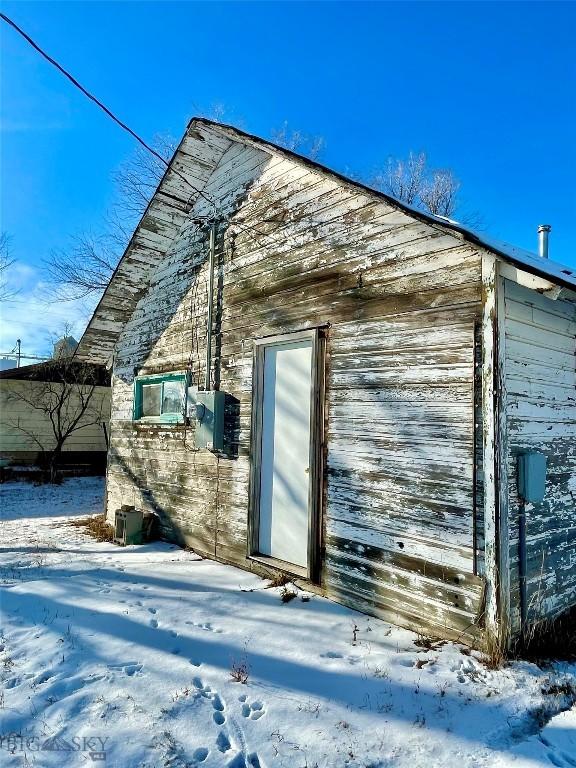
[191,390,226,451]
[517,451,547,504]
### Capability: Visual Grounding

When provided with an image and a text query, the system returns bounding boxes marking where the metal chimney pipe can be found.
[538,224,551,259]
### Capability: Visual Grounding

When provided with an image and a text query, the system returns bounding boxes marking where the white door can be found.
[258,339,313,567]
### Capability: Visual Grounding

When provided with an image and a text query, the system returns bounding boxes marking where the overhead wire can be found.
[0,12,216,214]
[1,12,339,255]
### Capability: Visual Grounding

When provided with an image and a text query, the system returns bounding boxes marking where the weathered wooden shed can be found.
[76,119,576,646]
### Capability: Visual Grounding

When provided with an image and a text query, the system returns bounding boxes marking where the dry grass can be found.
[413,629,445,652]
[280,586,298,603]
[229,656,250,684]
[69,514,114,543]
[481,631,507,670]
[514,606,576,662]
[266,572,291,589]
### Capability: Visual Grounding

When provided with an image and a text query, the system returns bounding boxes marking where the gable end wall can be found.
[106,142,486,640]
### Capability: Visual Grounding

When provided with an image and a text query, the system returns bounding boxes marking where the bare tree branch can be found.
[44,232,120,300]
[0,232,17,301]
[372,152,427,206]
[270,121,326,160]
[112,133,176,221]
[43,134,176,301]
[5,360,107,482]
[420,169,460,217]
[370,152,467,221]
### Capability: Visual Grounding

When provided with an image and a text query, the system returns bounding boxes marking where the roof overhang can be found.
[76,118,576,364]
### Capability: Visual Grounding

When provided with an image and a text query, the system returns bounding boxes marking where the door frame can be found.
[247,327,326,583]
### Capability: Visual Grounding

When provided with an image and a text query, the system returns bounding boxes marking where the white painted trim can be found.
[498,262,556,292]
[496,275,510,637]
[481,254,510,646]
[498,260,576,304]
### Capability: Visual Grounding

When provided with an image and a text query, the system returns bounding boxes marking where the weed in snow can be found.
[373,665,390,679]
[230,655,250,684]
[297,699,322,717]
[280,585,298,603]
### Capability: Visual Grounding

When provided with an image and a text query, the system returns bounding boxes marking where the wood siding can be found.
[106,140,486,640]
[503,280,576,632]
[0,380,110,456]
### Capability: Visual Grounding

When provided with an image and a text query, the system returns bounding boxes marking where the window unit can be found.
[133,372,187,423]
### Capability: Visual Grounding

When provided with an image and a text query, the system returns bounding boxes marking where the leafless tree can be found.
[373,152,427,207]
[420,169,460,218]
[5,359,108,482]
[44,134,176,301]
[45,232,120,300]
[270,121,325,160]
[0,232,16,301]
[112,133,177,221]
[371,152,461,219]
[45,118,329,301]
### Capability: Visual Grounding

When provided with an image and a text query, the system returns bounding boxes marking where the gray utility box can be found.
[188,389,226,451]
[517,451,547,504]
[114,506,144,546]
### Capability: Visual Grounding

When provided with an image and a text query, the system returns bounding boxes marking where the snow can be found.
[472,234,576,290]
[1,478,575,768]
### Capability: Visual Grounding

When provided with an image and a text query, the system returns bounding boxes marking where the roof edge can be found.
[189,118,576,292]
[77,117,576,362]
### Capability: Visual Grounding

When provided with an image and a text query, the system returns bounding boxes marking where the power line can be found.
[0,13,344,263]
[0,13,317,252]
[0,12,216,213]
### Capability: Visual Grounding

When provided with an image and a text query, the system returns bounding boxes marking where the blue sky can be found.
[1,1,575,357]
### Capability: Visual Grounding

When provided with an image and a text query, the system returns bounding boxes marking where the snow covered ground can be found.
[0,478,575,768]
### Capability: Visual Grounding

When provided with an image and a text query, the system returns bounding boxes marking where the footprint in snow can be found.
[149,618,158,628]
[241,699,265,721]
[227,752,262,768]
[106,662,140,674]
[32,672,53,686]
[192,677,212,697]
[192,747,209,763]
[124,663,142,676]
[148,607,157,614]
[213,693,226,724]
[216,731,231,753]
[185,620,223,634]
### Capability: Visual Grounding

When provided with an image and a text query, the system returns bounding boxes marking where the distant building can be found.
[53,336,78,359]
[0,357,17,372]
[0,360,110,472]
